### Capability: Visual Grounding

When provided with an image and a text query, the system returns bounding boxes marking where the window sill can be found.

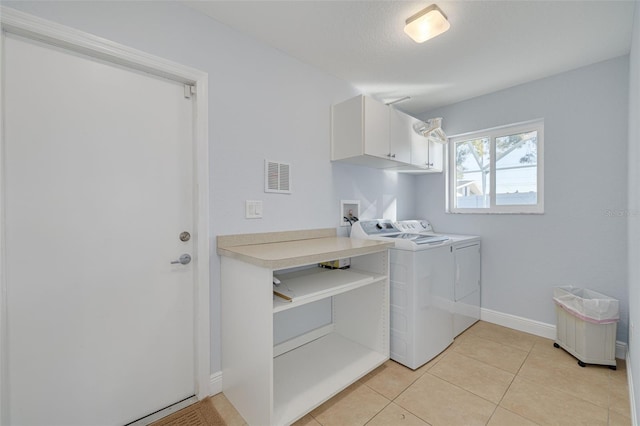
[446,210,545,215]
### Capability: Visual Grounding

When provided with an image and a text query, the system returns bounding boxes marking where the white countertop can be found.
[217,229,393,269]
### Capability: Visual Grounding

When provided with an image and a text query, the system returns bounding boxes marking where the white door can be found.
[4,33,196,425]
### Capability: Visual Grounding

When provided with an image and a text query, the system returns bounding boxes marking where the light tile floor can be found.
[211,321,632,426]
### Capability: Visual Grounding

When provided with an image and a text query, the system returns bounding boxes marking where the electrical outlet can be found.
[245,200,263,219]
[340,200,360,226]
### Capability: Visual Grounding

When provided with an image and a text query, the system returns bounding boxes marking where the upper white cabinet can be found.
[331,94,443,173]
[331,95,403,168]
[403,113,444,172]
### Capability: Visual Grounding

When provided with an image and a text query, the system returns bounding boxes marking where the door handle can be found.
[171,254,191,265]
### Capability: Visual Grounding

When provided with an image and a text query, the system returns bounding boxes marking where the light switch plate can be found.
[246,200,263,219]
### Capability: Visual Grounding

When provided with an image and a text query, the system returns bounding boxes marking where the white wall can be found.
[3,1,417,374]
[7,0,632,396]
[627,1,640,421]
[416,56,630,342]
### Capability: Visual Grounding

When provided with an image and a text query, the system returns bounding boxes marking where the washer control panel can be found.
[356,219,400,235]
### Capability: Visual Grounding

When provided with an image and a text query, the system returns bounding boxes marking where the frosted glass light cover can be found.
[404,4,450,43]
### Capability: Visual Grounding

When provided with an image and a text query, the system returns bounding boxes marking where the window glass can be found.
[455,138,490,209]
[449,120,543,214]
[495,131,538,206]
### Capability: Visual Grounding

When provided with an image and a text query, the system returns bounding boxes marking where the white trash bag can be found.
[553,286,619,324]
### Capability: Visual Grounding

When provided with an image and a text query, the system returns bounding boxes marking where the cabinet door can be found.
[453,243,481,336]
[363,96,391,160]
[408,117,429,168]
[331,95,365,161]
[387,108,412,164]
[427,140,444,172]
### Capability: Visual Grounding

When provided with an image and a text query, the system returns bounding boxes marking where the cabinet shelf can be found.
[273,267,385,313]
[273,332,387,425]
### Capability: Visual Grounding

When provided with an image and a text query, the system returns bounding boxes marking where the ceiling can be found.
[185,0,636,116]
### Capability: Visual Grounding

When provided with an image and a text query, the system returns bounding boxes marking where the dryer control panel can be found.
[394,220,434,234]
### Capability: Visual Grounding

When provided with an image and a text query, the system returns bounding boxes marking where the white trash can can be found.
[553,286,619,369]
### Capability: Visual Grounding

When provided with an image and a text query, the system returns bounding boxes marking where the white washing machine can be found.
[395,220,482,337]
[351,219,480,369]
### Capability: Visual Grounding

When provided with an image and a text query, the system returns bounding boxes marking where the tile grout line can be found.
[361,360,436,426]
[529,342,616,415]
[490,338,539,425]
[480,346,523,426]
[448,331,542,425]
[361,397,393,426]
[364,350,457,426]
[451,334,533,376]
[390,348,457,425]
[443,336,531,405]
[386,329,539,425]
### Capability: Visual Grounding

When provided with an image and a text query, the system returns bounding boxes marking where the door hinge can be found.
[184,84,196,99]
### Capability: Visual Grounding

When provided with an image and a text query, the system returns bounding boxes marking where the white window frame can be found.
[447,119,544,214]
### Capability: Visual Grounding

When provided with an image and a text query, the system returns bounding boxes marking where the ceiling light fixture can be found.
[404,4,450,43]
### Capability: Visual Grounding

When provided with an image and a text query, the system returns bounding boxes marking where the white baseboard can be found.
[209,371,222,396]
[616,342,627,360]
[480,307,628,359]
[481,307,556,339]
[627,352,637,426]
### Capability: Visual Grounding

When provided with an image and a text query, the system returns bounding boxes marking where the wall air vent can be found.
[265,160,291,194]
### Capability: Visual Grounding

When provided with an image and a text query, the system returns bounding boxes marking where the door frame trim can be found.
[0,7,211,423]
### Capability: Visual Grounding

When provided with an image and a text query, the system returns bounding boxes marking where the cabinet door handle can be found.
[391,153,396,158]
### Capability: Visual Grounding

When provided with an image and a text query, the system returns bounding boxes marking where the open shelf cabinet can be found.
[218,231,390,426]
